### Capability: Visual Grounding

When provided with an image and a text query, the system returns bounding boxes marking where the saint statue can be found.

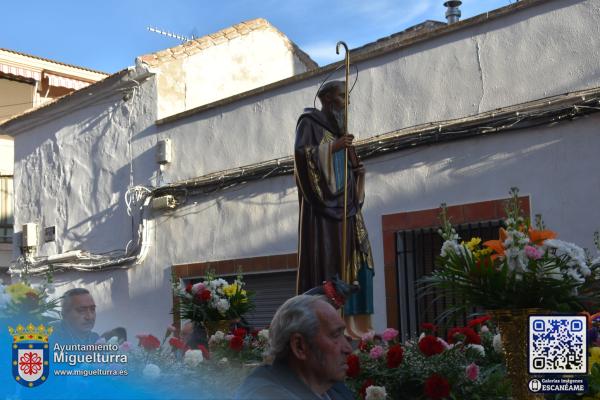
[294,80,374,336]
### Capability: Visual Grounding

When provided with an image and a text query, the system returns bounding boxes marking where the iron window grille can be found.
[394,219,503,341]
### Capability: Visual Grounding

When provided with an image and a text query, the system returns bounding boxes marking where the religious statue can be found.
[294,79,374,336]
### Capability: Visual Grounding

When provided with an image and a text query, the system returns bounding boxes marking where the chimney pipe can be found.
[444,1,462,24]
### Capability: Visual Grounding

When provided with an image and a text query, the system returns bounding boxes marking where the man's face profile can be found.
[64,293,96,334]
[323,85,346,132]
[306,301,352,383]
[327,86,345,112]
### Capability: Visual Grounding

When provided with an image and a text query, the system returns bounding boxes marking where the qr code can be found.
[529,316,587,374]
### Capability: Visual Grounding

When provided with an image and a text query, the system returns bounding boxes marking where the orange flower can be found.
[483,228,508,260]
[528,228,556,245]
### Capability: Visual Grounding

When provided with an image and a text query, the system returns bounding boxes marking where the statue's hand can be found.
[331,134,354,152]
[353,165,365,176]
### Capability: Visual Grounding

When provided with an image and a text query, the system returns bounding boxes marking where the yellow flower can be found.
[462,237,482,251]
[222,283,239,298]
[473,247,493,260]
[6,283,39,303]
[590,347,600,367]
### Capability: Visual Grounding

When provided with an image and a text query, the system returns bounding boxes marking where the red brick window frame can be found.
[171,253,297,329]
[381,196,530,330]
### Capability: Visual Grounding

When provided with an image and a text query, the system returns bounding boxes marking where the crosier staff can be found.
[335,41,351,286]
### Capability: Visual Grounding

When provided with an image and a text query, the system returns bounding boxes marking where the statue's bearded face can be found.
[328,86,346,132]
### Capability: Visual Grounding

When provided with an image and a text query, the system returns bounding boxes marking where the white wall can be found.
[152,27,314,119]
[0,136,13,268]
[8,0,600,335]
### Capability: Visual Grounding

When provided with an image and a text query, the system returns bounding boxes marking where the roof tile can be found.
[137,18,316,69]
[225,32,241,40]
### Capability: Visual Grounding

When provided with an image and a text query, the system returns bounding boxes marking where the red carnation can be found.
[138,334,161,351]
[346,354,360,378]
[359,379,374,399]
[424,374,451,399]
[197,344,210,360]
[168,337,188,351]
[467,315,491,328]
[185,283,193,293]
[448,327,481,345]
[461,327,481,344]
[421,322,437,332]
[358,340,370,353]
[419,335,445,357]
[386,344,404,368]
[233,327,247,338]
[196,289,211,302]
[229,335,244,352]
[447,327,462,344]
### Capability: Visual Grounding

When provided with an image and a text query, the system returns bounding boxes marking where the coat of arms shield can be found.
[9,324,52,388]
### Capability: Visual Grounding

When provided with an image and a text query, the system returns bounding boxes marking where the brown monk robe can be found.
[294,81,374,337]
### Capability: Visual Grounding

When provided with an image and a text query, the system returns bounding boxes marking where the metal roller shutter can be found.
[222,270,297,330]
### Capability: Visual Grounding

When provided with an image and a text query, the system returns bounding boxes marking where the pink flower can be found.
[466,362,480,381]
[191,282,206,295]
[369,345,384,359]
[524,245,542,260]
[361,331,375,342]
[382,328,399,342]
[119,341,132,352]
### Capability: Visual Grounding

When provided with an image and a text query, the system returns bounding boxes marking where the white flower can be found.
[216,298,230,315]
[466,344,485,356]
[142,363,161,379]
[440,240,460,257]
[418,332,425,342]
[209,330,225,346]
[480,325,489,333]
[258,329,269,341]
[107,336,120,345]
[544,239,592,282]
[493,334,503,354]
[365,385,387,400]
[183,349,204,368]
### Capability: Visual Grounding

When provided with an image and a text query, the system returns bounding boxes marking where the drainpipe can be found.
[444,1,462,24]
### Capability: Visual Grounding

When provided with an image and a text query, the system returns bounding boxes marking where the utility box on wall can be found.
[22,223,38,248]
[156,138,172,164]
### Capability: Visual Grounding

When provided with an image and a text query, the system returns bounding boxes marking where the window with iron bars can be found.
[394,220,503,341]
[0,175,12,244]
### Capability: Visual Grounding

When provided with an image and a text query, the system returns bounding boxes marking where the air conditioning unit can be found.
[22,223,38,248]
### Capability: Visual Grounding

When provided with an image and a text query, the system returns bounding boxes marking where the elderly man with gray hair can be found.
[51,288,100,344]
[235,295,354,400]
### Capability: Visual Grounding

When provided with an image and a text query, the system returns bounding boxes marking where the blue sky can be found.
[2,0,512,73]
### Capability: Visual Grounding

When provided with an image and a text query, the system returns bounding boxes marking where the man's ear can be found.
[289,333,309,360]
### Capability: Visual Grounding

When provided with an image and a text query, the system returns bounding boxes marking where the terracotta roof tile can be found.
[137,18,317,70]
[225,32,241,40]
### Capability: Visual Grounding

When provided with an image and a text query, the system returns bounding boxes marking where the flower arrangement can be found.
[421,188,600,313]
[124,324,267,399]
[344,318,509,399]
[176,272,254,325]
[207,326,269,365]
[0,281,60,323]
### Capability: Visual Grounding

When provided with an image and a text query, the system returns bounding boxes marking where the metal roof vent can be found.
[444,1,462,24]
